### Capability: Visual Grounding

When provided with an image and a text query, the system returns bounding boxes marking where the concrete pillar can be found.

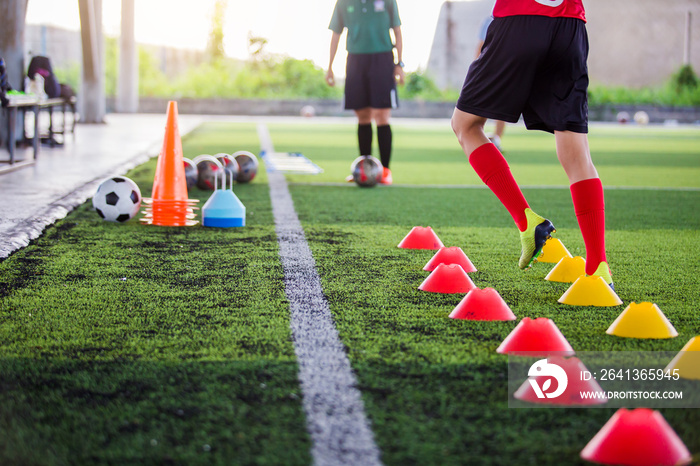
[426,1,492,91]
[684,11,692,65]
[445,1,454,91]
[78,0,106,123]
[117,0,138,113]
[0,0,28,144]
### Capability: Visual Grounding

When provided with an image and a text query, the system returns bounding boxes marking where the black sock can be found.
[358,123,373,156]
[377,124,392,168]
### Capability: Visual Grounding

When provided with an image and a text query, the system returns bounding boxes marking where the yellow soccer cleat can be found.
[589,261,614,291]
[519,208,555,269]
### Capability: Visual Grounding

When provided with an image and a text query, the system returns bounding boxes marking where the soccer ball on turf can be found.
[92,176,142,222]
[183,157,198,189]
[233,151,258,183]
[616,111,630,124]
[350,155,383,188]
[193,154,223,190]
[300,105,316,117]
[216,153,240,183]
[634,110,650,125]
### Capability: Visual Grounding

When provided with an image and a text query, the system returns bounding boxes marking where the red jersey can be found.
[493,0,586,22]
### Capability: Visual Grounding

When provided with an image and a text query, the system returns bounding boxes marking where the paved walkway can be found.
[0,113,205,259]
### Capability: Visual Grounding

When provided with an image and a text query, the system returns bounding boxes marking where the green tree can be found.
[248,33,270,70]
[673,64,698,93]
[137,46,171,97]
[53,62,81,94]
[399,69,459,101]
[104,36,118,97]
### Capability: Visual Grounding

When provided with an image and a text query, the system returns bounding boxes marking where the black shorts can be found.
[456,16,589,133]
[344,52,398,110]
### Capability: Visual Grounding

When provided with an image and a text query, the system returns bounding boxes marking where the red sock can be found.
[469,143,529,231]
[571,178,607,275]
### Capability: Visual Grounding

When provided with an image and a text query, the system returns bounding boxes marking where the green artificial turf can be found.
[290,186,700,465]
[275,121,700,188]
[277,120,700,465]
[0,124,311,465]
[1,119,699,465]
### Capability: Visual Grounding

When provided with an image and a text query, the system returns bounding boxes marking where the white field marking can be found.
[258,123,383,466]
[285,182,700,192]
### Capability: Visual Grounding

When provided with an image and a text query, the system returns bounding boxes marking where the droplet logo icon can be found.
[528,358,568,399]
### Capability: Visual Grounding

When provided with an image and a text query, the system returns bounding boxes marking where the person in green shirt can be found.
[326,0,405,185]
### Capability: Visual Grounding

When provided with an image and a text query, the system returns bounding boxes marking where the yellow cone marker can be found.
[558,275,623,307]
[545,256,586,283]
[665,336,700,380]
[606,302,678,339]
[538,238,573,263]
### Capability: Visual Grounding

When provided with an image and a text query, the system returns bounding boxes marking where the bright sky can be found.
[25,0,460,73]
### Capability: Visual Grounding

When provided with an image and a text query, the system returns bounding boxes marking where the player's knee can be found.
[451,113,472,143]
[372,109,391,126]
[453,112,485,141]
[355,108,373,124]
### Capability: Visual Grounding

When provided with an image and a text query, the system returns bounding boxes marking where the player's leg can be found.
[347,54,373,157]
[355,107,373,156]
[495,120,506,139]
[527,16,613,287]
[372,107,393,184]
[555,130,612,287]
[344,54,374,181]
[489,120,506,150]
[453,16,556,268]
[366,52,397,184]
[451,108,490,155]
[452,108,554,269]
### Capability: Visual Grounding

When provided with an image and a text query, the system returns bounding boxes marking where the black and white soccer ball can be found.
[233,150,258,183]
[350,155,383,188]
[92,176,142,222]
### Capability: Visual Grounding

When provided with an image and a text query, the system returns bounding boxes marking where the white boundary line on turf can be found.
[258,123,383,466]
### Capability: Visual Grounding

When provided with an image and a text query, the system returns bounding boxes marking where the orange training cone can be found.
[545,256,586,283]
[141,101,199,226]
[152,101,188,201]
[496,317,575,356]
[580,408,692,466]
[514,356,606,406]
[418,263,476,294]
[558,275,622,307]
[398,226,444,250]
[449,287,516,321]
[538,238,573,263]
[606,302,678,339]
[664,336,700,380]
[423,247,477,273]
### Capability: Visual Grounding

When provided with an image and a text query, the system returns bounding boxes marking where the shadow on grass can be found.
[355,361,700,466]
[0,358,311,465]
